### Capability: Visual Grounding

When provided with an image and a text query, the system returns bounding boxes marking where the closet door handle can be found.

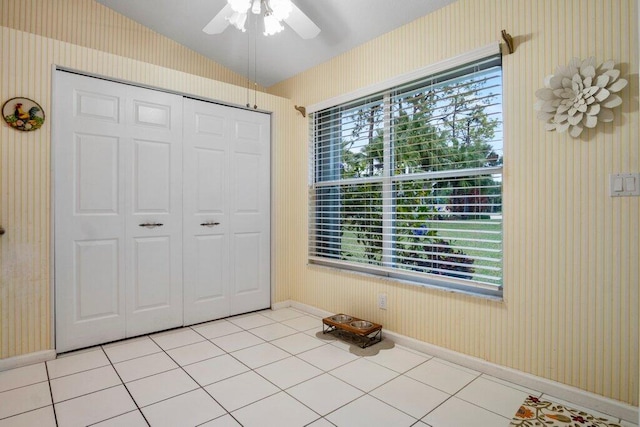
[200,222,220,227]
[0,226,5,236]
[139,222,163,229]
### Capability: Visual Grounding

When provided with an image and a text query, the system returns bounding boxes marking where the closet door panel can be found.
[131,237,172,308]
[73,240,120,319]
[193,235,227,300]
[228,108,271,315]
[183,99,270,324]
[196,148,226,212]
[233,232,261,294]
[133,140,171,212]
[183,100,231,325]
[233,153,261,213]
[75,134,120,213]
[55,72,127,352]
[125,88,183,337]
[75,90,119,123]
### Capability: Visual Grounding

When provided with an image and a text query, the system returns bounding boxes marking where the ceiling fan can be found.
[203,0,320,38]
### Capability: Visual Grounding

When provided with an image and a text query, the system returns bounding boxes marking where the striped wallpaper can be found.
[0,0,637,408]
[0,6,295,360]
[269,0,639,406]
[0,0,264,90]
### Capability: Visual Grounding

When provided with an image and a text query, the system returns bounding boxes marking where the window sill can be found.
[307,260,504,302]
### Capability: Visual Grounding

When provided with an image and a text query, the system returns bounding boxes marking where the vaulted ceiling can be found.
[95,0,457,87]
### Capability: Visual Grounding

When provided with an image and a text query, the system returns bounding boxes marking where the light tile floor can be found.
[0,308,635,427]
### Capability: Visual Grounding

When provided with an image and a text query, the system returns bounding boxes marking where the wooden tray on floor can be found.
[322,314,382,348]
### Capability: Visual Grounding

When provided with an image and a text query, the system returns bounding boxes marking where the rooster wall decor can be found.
[2,97,45,132]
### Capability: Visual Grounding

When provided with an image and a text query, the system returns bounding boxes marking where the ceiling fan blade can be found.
[284,2,320,39]
[202,3,232,34]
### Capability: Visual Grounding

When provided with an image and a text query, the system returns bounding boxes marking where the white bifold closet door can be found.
[183,99,271,325]
[55,72,184,352]
[54,72,270,353]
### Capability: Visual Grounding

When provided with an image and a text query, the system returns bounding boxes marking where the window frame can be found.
[307,44,504,298]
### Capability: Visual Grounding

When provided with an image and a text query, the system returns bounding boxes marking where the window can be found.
[309,53,503,296]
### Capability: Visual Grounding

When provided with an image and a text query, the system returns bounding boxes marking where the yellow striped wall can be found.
[0,25,295,358]
[0,0,259,89]
[269,0,639,405]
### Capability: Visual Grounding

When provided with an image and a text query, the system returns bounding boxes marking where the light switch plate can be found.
[610,173,640,197]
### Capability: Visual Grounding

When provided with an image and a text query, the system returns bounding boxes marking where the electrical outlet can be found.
[378,293,387,310]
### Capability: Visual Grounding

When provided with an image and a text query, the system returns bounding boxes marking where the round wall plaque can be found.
[2,97,45,132]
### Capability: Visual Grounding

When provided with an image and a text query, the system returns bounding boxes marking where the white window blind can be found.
[309,54,503,296]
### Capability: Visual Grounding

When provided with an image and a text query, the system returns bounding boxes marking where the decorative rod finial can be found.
[501,30,514,54]
[294,105,306,118]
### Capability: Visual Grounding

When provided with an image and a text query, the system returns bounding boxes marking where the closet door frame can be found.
[51,67,274,352]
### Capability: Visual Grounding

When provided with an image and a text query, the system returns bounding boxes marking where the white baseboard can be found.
[0,350,56,372]
[271,300,292,311]
[286,300,639,424]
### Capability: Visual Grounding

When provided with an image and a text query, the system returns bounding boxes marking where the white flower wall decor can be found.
[534,57,627,138]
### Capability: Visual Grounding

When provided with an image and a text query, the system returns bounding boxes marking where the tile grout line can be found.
[291,322,489,425]
[110,326,248,425]
[190,319,316,421]
[49,384,126,407]
[107,349,164,367]
[209,320,303,427]
[251,360,325,416]
[100,344,152,426]
[0,379,58,424]
[149,327,245,426]
[364,380,428,422]
[20,309,612,427]
[450,374,525,421]
[414,393,458,424]
[85,409,147,427]
[45,362,112,382]
[321,367,412,422]
[248,313,413,425]
[226,318,330,425]
[304,349,443,424]
[477,372,543,395]
[222,318,325,426]
[0,405,53,423]
[0,371,53,395]
[81,319,404,425]
[44,361,60,427]
[405,370,513,423]
[197,314,336,424]
[48,334,498,427]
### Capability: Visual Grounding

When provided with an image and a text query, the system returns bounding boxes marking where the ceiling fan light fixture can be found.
[269,0,292,20]
[227,0,250,14]
[251,0,261,15]
[226,11,247,31]
[203,0,320,39]
[263,12,284,36]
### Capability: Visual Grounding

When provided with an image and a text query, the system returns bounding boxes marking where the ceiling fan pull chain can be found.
[253,15,258,109]
[246,16,251,108]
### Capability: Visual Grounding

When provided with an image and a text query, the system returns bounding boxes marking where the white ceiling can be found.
[94,0,457,87]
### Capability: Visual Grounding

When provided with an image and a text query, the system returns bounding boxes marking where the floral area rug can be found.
[510,396,622,426]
